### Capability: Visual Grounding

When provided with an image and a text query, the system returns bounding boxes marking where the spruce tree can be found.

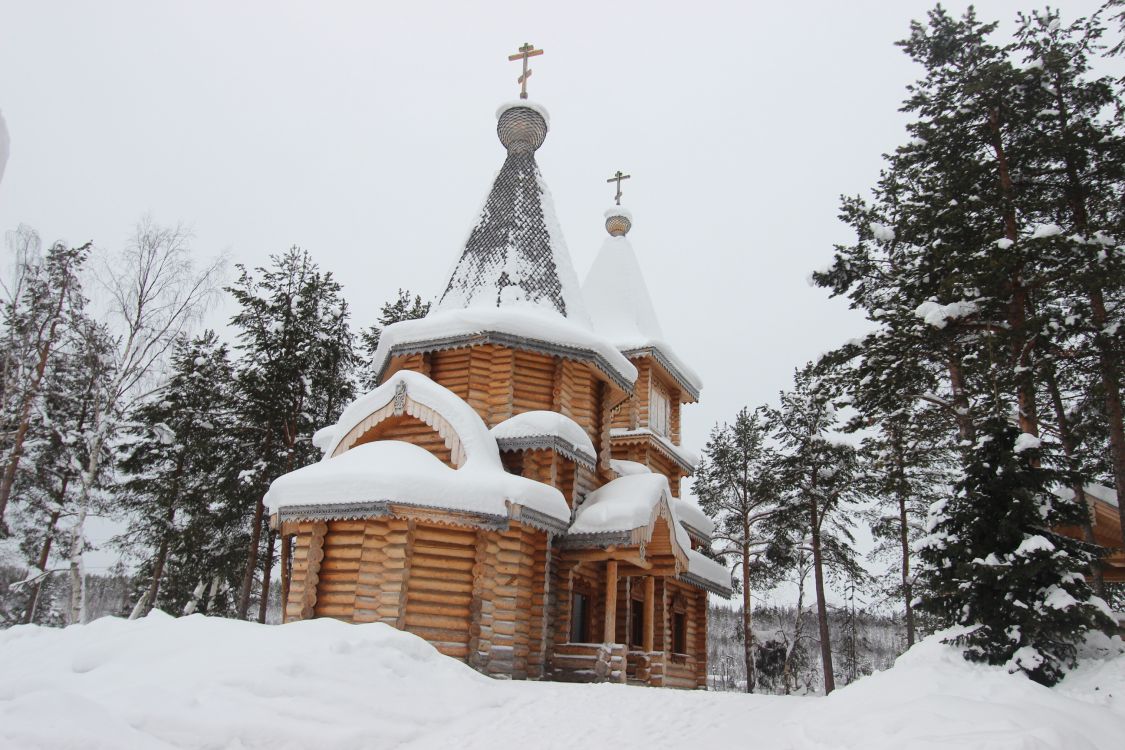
[917,416,1114,685]
[114,331,247,616]
[229,248,358,620]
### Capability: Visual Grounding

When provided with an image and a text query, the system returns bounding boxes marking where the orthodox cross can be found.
[508,43,544,100]
[606,170,631,205]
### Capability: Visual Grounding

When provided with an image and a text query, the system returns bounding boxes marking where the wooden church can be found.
[266,46,729,689]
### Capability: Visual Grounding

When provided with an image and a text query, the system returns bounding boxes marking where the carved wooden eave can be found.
[622,346,700,403]
[680,522,712,547]
[564,497,689,572]
[275,498,568,535]
[332,387,466,463]
[678,571,731,597]
[495,433,597,470]
[379,331,635,396]
[609,429,697,475]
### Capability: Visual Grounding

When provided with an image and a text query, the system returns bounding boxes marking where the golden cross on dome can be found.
[606,170,631,205]
[508,43,544,100]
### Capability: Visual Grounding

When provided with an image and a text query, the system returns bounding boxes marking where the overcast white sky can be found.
[0,1,1116,583]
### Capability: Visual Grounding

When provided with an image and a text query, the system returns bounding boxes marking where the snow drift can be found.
[1,614,1123,749]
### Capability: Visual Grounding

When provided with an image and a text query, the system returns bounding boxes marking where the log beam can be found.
[643,575,654,653]
[604,559,618,643]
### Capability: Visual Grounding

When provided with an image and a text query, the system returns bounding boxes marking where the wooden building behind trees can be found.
[265,78,729,687]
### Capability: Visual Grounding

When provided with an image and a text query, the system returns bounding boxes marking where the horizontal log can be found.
[411,557,474,573]
[404,612,471,631]
[408,577,474,594]
[412,527,477,545]
[406,602,472,618]
[327,520,368,533]
[407,589,472,606]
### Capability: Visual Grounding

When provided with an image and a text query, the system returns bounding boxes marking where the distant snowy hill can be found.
[1,613,1123,749]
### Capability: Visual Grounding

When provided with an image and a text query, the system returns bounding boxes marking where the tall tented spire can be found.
[584,206,664,344]
[436,102,591,326]
[584,204,703,397]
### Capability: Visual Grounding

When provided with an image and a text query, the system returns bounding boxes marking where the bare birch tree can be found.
[65,218,223,624]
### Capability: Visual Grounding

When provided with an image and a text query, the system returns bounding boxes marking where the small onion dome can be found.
[604,206,633,237]
[496,101,550,154]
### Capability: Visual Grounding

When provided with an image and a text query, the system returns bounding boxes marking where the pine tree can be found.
[1014,8,1125,553]
[229,247,358,621]
[694,407,783,693]
[7,313,116,624]
[770,366,866,695]
[858,410,951,648]
[0,229,90,529]
[917,416,1114,685]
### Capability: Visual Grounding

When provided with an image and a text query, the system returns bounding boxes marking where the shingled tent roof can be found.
[436,102,591,327]
[583,206,703,399]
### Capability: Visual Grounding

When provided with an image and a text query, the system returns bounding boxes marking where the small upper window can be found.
[650,382,670,437]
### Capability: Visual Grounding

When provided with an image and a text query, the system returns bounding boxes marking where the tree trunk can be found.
[891,429,916,647]
[741,540,754,693]
[783,566,807,695]
[257,529,277,624]
[23,508,61,624]
[898,492,916,647]
[809,496,835,694]
[947,350,975,443]
[68,424,109,625]
[0,273,74,525]
[987,107,1039,437]
[237,498,266,619]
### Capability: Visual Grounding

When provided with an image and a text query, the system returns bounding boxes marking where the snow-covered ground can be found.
[1,614,1123,750]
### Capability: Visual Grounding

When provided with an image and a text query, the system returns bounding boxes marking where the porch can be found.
[549,552,709,689]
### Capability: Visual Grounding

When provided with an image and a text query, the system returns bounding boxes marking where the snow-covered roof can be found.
[273,370,570,530]
[610,459,651,477]
[567,473,729,596]
[674,497,716,539]
[266,440,569,528]
[436,101,589,326]
[1055,482,1120,509]
[1084,482,1119,508]
[491,410,596,468]
[317,370,498,466]
[568,474,691,551]
[684,549,732,595]
[582,234,702,399]
[609,459,714,540]
[372,307,638,391]
[610,427,699,472]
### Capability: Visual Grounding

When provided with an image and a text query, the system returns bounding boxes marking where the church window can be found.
[650,382,670,437]
[672,611,687,654]
[570,592,590,642]
[630,600,645,648]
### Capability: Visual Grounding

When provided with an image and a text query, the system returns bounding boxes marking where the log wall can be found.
[404,524,475,659]
[283,517,548,673]
[351,414,454,466]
